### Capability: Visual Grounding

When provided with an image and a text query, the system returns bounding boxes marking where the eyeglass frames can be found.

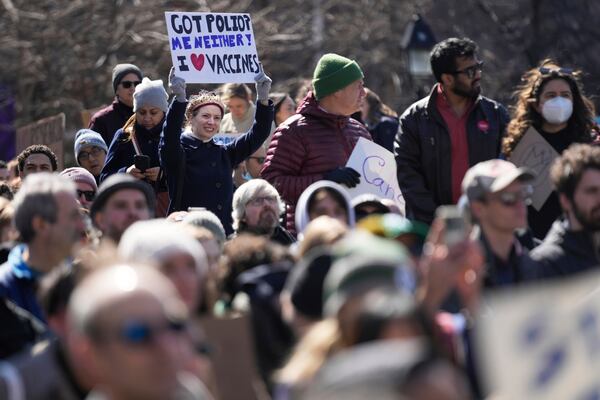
[451,61,484,79]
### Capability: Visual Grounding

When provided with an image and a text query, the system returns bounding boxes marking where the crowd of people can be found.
[0,35,598,399]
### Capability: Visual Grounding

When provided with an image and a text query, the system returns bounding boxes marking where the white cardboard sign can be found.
[165,12,259,83]
[346,137,405,213]
[476,272,600,399]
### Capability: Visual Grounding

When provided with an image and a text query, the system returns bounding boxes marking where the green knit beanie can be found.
[312,53,364,100]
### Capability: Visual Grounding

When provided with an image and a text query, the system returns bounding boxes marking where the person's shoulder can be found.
[477,95,508,112]
[399,96,430,119]
[91,102,117,121]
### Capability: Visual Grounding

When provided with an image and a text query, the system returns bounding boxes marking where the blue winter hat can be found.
[74,129,108,164]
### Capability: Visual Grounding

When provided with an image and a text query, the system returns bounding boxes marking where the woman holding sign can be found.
[160,65,273,234]
[502,60,597,238]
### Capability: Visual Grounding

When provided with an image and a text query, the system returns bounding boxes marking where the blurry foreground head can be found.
[68,264,191,400]
[118,219,208,310]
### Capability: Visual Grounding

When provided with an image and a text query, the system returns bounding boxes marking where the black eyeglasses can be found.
[248,156,265,164]
[451,61,484,79]
[114,318,187,346]
[77,189,96,202]
[78,146,105,162]
[121,80,141,89]
[491,185,533,207]
[538,67,573,76]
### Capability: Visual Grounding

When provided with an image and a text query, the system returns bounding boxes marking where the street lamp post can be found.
[401,14,436,100]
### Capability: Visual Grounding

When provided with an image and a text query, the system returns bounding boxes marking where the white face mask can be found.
[541,97,573,125]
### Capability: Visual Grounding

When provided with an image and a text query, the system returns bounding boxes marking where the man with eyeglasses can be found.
[461,159,538,287]
[74,128,108,185]
[231,179,295,245]
[89,63,143,145]
[66,264,211,399]
[530,144,600,279]
[395,37,509,225]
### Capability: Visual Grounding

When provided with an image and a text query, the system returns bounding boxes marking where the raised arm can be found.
[159,68,187,174]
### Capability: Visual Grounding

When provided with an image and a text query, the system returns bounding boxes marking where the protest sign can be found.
[16,113,65,170]
[198,315,268,400]
[165,12,259,83]
[508,127,559,210]
[346,137,405,214]
[476,271,600,400]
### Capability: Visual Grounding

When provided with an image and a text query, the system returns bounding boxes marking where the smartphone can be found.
[435,205,468,247]
[134,154,150,172]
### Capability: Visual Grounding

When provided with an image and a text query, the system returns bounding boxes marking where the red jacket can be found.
[261,92,371,234]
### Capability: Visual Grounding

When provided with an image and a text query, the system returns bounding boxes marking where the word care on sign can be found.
[165,12,259,84]
[346,137,405,214]
[476,271,600,400]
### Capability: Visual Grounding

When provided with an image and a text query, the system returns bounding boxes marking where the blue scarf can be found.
[8,244,42,280]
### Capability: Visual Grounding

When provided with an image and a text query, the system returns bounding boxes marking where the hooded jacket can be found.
[294,180,355,240]
[261,92,371,234]
[529,219,600,279]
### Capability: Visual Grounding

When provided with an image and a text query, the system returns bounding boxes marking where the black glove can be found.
[323,167,361,188]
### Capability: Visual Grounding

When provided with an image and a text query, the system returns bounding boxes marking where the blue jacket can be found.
[160,99,273,234]
[99,121,165,185]
[0,245,46,323]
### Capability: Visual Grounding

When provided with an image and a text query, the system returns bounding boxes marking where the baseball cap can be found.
[461,159,535,201]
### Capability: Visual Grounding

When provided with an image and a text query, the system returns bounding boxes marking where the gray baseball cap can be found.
[461,159,535,202]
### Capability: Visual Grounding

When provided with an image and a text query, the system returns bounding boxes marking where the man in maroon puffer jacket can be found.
[261,53,372,235]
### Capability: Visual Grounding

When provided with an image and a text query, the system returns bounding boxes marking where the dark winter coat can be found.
[394,84,509,224]
[261,92,372,234]
[529,219,600,279]
[99,121,167,195]
[88,98,134,146]
[160,99,273,234]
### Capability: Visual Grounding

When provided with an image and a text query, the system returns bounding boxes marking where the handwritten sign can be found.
[508,127,559,211]
[16,113,65,170]
[346,137,405,214]
[165,12,259,83]
[476,271,600,399]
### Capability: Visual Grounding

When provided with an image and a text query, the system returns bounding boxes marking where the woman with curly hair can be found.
[503,59,597,238]
[160,67,274,234]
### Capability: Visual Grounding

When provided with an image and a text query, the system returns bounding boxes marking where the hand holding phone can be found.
[435,205,468,247]
[134,154,150,172]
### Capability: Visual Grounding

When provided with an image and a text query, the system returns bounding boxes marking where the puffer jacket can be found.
[261,92,371,234]
[394,84,509,224]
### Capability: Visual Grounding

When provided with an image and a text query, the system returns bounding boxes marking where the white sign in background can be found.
[476,272,600,400]
[165,12,259,84]
[345,137,405,214]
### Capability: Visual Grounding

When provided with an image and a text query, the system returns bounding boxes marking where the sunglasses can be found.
[78,146,105,162]
[116,318,187,346]
[121,80,141,89]
[248,156,265,164]
[538,66,573,76]
[77,189,96,202]
[452,61,484,79]
[491,185,533,207]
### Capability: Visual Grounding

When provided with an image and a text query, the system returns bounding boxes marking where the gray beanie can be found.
[74,129,108,164]
[133,78,169,113]
[112,63,143,93]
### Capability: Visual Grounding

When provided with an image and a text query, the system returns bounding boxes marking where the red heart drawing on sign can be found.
[191,54,205,71]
